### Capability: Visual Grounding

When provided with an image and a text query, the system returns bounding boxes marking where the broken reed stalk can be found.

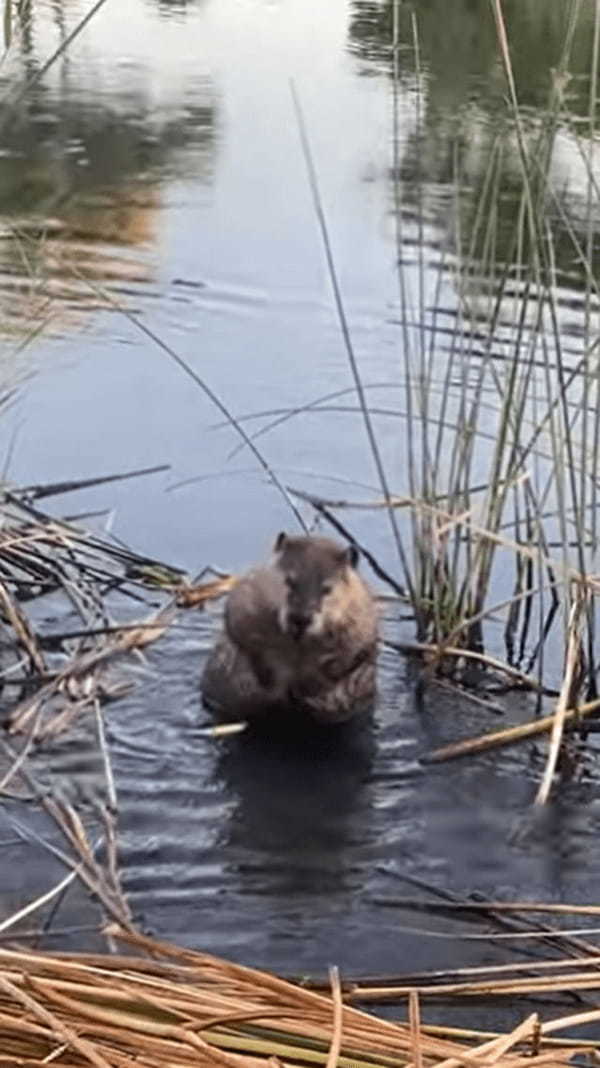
[353,972,600,1002]
[294,947,600,998]
[409,990,423,1068]
[8,600,176,736]
[386,639,551,694]
[0,868,79,938]
[326,966,343,1068]
[420,693,600,765]
[535,590,584,805]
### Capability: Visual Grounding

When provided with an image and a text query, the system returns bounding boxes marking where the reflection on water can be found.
[349,0,598,110]
[349,0,600,295]
[218,723,375,896]
[0,0,215,330]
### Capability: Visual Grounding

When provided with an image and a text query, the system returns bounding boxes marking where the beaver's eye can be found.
[321,581,333,595]
[286,575,297,591]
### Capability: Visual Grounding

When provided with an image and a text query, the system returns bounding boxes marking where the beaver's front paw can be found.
[250,656,275,689]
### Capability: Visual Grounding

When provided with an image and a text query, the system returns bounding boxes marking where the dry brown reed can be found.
[420,694,600,765]
[0,925,597,1067]
[0,479,229,744]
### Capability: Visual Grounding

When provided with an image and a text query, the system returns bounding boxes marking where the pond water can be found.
[2,0,600,1029]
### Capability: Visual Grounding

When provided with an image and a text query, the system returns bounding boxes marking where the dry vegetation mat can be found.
[0,475,231,744]
[0,925,599,1067]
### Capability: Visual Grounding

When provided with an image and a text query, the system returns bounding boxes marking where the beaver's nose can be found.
[289,611,311,638]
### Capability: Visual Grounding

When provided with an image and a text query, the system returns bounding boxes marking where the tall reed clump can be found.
[388,0,600,705]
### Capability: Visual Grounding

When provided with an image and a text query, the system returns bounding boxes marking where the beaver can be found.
[201,533,379,725]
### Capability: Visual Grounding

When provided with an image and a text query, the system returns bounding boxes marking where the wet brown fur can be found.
[201,534,379,724]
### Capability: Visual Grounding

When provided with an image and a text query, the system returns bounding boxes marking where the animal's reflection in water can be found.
[215,719,376,896]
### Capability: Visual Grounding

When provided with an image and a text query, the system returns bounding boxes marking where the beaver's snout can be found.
[288,611,312,639]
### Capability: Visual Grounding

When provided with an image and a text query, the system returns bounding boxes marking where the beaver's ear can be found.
[274,532,288,552]
[343,544,359,568]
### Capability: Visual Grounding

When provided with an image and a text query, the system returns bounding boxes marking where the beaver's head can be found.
[273,532,359,640]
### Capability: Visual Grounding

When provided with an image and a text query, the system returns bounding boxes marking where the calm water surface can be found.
[1,0,600,1022]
